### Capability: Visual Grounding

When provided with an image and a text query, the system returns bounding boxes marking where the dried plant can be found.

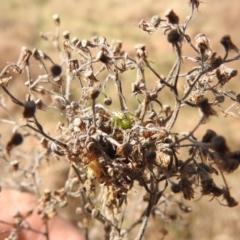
[1,1,240,240]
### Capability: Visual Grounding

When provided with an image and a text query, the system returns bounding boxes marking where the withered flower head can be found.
[95,49,111,64]
[218,151,240,173]
[215,95,225,103]
[201,178,223,197]
[145,150,156,162]
[220,35,239,53]
[167,29,181,45]
[15,46,32,73]
[222,189,238,207]
[10,160,20,172]
[6,132,24,154]
[62,30,70,40]
[236,93,240,103]
[195,33,211,55]
[112,39,123,56]
[50,64,62,77]
[52,14,60,26]
[211,135,229,154]
[103,97,112,106]
[23,101,36,118]
[197,98,217,117]
[116,143,133,158]
[165,9,179,25]
[171,182,181,193]
[188,0,200,9]
[179,178,194,200]
[201,129,217,143]
[150,15,162,28]
[85,87,100,100]
[135,43,148,60]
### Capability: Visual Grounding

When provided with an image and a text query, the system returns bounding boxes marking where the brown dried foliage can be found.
[1,2,240,240]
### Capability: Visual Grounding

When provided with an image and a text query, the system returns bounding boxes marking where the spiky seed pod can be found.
[23,101,36,118]
[116,143,133,158]
[211,135,229,154]
[167,30,180,44]
[50,64,62,77]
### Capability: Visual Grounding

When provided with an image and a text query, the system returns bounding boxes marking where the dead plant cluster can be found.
[1,0,240,239]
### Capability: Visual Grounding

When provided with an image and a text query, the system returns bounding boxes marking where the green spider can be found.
[110,111,132,130]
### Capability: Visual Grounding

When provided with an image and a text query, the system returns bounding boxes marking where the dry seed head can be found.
[188,0,200,9]
[52,14,60,26]
[50,64,62,77]
[150,15,162,28]
[84,70,99,84]
[41,137,49,148]
[220,35,239,53]
[13,211,23,219]
[86,87,100,100]
[62,30,70,39]
[112,39,123,56]
[162,105,171,117]
[236,93,240,103]
[71,37,80,46]
[87,141,97,151]
[68,59,79,72]
[44,188,52,202]
[195,33,211,55]
[179,178,194,200]
[211,135,229,153]
[35,99,48,111]
[23,101,36,118]
[10,160,19,171]
[8,132,23,146]
[73,117,81,127]
[165,9,179,25]
[104,97,112,106]
[171,182,181,193]
[215,95,225,103]
[167,30,181,44]
[135,43,148,59]
[145,150,156,162]
[15,46,32,73]
[220,157,240,173]
[197,97,216,117]
[116,143,133,158]
[82,39,96,48]
[201,129,217,143]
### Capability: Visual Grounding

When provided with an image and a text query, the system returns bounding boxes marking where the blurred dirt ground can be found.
[1,0,240,239]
